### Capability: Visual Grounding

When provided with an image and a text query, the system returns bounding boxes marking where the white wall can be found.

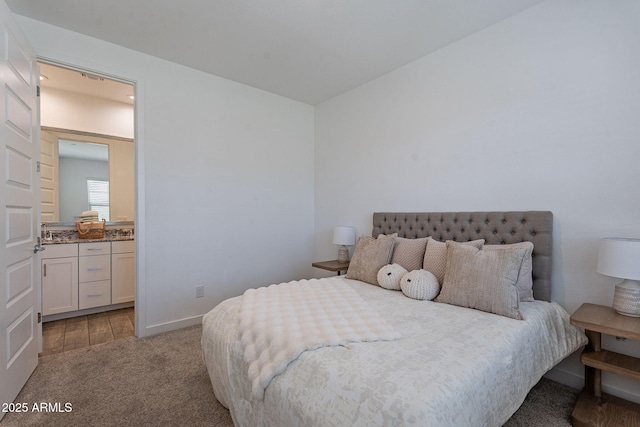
[40,86,134,139]
[17,16,316,335]
[315,0,640,402]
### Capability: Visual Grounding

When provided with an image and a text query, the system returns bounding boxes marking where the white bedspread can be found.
[202,278,587,427]
[240,278,400,399]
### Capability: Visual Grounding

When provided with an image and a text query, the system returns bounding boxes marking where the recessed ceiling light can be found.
[40,74,48,81]
[128,95,135,100]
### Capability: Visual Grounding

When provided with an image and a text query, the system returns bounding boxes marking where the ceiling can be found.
[58,139,109,162]
[8,0,544,105]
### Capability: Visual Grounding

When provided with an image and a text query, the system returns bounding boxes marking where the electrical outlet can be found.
[196,285,204,298]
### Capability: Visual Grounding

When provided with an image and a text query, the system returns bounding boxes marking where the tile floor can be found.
[41,307,135,356]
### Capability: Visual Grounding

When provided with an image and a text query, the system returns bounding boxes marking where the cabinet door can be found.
[42,257,78,316]
[112,252,134,304]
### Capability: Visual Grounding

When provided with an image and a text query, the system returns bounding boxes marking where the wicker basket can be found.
[76,219,106,239]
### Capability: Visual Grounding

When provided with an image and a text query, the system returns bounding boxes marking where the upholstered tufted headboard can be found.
[372,211,553,301]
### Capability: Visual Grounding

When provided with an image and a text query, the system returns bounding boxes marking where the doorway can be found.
[38,61,138,340]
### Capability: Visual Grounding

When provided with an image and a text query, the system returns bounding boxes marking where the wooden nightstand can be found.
[312,260,350,276]
[570,303,640,427]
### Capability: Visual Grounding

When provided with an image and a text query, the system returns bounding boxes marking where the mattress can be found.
[201,278,586,427]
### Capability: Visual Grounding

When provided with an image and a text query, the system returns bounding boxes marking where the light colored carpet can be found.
[2,324,578,426]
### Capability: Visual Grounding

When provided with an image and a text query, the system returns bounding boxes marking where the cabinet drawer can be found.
[79,241,111,256]
[42,243,78,259]
[79,280,111,310]
[79,254,111,282]
[112,240,134,254]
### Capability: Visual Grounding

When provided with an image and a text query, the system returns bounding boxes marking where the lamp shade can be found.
[597,237,640,280]
[332,226,356,246]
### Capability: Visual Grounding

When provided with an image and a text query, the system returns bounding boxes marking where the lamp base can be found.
[612,279,640,317]
[337,245,350,263]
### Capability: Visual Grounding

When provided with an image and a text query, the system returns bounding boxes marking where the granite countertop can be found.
[41,228,134,245]
[42,235,135,245]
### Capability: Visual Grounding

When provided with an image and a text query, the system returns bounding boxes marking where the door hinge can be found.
[37,85,40,97]
[37,161,41,173]
[37,312,42,323]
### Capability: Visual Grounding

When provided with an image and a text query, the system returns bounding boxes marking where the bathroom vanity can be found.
[41,222,134,321]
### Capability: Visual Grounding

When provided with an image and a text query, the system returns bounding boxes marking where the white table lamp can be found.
[333,226,356,263]
[597,237,640,317]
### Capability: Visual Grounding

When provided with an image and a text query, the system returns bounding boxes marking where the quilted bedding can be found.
[201,277,586,427]
[240,278,400,399]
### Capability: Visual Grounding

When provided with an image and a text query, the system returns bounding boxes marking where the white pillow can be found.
[377,264,408,290]
[400,269,440,300]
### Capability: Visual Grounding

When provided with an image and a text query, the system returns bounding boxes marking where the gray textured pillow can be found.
[423,237,485,284]
[485,242,534,302]
[346,234,396,286]
[435,241,525,320]
[391,237,428,272]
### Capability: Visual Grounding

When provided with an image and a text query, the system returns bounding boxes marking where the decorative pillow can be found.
[390,237,428,272]
[423,237,485,284]
[377,264,408,290]
[484,242,535,302]
[345,234,396,286]
[435,241,526,319]
[400,269,440,301]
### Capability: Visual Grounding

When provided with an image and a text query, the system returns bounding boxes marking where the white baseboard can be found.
[544,366,583,390]
[144,314,203,336]
[545,366,640,405]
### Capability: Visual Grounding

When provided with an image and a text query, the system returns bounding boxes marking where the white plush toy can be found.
[400,269,440,300]
[377,263,408,290]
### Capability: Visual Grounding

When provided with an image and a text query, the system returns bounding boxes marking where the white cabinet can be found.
[42,244,78,316]
[42,240,135,319]
[78,242,111,310]
[111,241,135,304]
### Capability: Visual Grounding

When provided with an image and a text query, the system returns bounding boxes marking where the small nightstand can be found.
[570,303,640,427]
[312,260,350,276]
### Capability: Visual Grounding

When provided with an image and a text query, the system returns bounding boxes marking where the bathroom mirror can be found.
[41,129,135,223]
[59,139,110,221]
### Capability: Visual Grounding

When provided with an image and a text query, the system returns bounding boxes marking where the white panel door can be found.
[0,0,40,415]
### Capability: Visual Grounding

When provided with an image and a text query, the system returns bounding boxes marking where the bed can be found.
[201,211,587,426]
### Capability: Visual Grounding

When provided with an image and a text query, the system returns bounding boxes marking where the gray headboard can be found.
[372,211,553,301]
